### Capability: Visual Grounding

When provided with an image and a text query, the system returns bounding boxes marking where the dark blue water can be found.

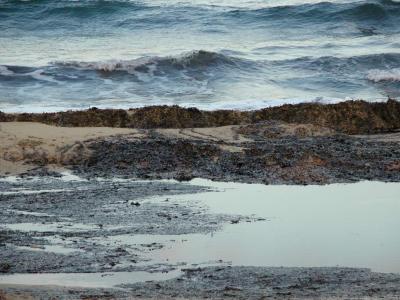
[0,0,399,112]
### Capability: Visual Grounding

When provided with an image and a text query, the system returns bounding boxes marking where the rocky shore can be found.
[2,266,400,299]
[1,100,400,299]
[1,175,400,299]
[1,100,400,184]
[78,128,400,184]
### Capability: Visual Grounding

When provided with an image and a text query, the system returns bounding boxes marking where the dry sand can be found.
[0,122,141,175]
[0,122,252,175]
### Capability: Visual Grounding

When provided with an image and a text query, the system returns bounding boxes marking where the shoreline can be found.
[2,120,400,184]
[1,100,400,299]
[1,100,400,184]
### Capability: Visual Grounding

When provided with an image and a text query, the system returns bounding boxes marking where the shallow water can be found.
[4,222,100,233]
[118,180,400,274]
[0,270,182,288]
[0,178,399,289]
[1,0,400,112]
[13,244,84,255]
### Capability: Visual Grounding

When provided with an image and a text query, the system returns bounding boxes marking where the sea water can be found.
[1,0,400,112]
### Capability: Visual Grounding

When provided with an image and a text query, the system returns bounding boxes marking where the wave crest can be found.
[367,69,400,82]
[0,65,14,76]
[55,50,240,73]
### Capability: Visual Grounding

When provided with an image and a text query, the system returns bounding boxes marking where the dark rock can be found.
[0,263,11,273]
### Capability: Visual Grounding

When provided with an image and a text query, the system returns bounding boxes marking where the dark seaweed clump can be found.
[1,99,400,134]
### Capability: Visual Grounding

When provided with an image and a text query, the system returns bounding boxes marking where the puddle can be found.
[14,244,84,255]
[136,180,400,273]
[4,222,99,233]
[0,189,73,195]
[59,171,88,182]
[0,270,182,288]
[7,209,55,217]
[1,178,399,289]
[0,176,20,183]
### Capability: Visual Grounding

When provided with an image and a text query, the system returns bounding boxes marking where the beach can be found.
[1,0,400,297]
[1,101,400,298]
[1,100,400,183]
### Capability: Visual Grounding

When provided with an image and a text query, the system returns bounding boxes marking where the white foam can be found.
[178,96,356,111]
[0,97,389,114]
[53,50,224,73]
[55,57,156,72]
[0,65,14,76]
[0,176,20,183]
[367,69,400,83]
[27,69,59,83]
[0,66,58,82]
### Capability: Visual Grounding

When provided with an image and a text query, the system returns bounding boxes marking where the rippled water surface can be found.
[1,0,400,111]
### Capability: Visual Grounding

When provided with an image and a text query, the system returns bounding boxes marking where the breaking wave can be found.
[54,50,244,73]
[2,52,400,83]
[367,68,400,82]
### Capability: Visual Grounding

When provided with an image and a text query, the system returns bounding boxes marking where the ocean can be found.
[0,0,399,112]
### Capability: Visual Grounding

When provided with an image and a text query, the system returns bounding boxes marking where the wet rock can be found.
[175,172,194,182]
[121,266,400,299]
[77,134,400,185]
[0,263,11,273]
[224,286,243,291]
[0,177,233,274]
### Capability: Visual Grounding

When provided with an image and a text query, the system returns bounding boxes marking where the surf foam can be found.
[367,68,400,83]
